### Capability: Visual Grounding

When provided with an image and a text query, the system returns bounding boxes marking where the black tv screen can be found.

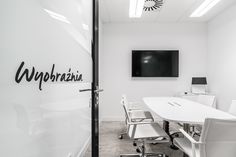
[132,50,179,77]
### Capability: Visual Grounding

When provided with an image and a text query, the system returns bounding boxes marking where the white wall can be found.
[100,23,208,120]
[207,4,236,111]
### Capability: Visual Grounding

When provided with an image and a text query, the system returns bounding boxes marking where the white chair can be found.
[174,118,236,157]
[228,100,236,116]
[191,95,216,136]
[119,95,154,139]
[174,95,216,137]
[188,94,216,135]
[197,95,216,108]
[120,103,169,157]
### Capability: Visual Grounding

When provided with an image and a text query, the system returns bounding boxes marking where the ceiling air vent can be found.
[143,0,164,12]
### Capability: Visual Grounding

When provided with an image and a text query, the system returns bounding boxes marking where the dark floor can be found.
[84,121,183,157]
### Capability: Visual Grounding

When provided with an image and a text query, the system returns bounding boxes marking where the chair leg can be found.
[120,119,129,139]
[169,132,180,150]
[140,141,167,157]
[119,132,127,139]
[141,144,145,157]
[120,141,167,157]
[133,141,137,146]
[146,153,168,157]
[120,154,140,157]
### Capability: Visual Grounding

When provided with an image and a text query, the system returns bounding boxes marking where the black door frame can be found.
[92,0,99,156]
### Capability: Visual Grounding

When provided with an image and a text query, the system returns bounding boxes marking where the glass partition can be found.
[0,0,92,157]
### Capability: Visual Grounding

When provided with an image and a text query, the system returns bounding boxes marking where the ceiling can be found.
[100,0,236,23]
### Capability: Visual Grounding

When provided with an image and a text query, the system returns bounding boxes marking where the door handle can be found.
[79,89,92,92]
[94,89,104,93]
[79,89,104,93]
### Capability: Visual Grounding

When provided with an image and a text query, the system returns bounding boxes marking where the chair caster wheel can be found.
[133,142,137,146]
[136,148,141,153]
[119,135,123,139]
[170,144,179,150]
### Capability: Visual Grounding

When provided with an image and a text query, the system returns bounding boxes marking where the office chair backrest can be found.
[121,94,129,108]
[121,95,131,123]
[197,95,216,108]
[199,118,236,157]
[228,100,236,116]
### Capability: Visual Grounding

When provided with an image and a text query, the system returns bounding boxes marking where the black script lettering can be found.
[66,68,72,81]
[15,61,84,91]
[80,74,83,81]
[71,73,76,81]
[15,61,35,83]
[56,73,61,81]
[50,64,56,82]
[34,72,44,90]
[44,72,50,82]
[76,74,83,81]
[60,73,66,81]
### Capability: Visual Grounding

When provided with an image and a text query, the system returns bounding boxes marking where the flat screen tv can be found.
[132,50,179,77]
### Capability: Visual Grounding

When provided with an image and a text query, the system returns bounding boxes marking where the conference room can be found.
[1,0,236,157]
[96,0,236,157]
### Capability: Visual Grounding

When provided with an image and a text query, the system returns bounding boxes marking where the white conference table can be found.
[143,97,236,126]
[143,97,236,155]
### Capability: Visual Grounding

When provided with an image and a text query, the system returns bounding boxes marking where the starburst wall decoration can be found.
[143,0,164,12]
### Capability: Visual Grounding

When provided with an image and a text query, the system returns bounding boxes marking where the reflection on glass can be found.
[44,9,71,24]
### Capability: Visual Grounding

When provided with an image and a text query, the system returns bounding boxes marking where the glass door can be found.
[0,0,92,157]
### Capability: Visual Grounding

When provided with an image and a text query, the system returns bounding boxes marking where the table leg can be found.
[183,123,190,157]
[183,123,190,133]
[163,120,179,150]
[163,120,170,134]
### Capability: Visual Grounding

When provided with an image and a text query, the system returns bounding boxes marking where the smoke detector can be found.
[143,0,164,12]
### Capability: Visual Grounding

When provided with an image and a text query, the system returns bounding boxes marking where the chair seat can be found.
[129,111,153,121]
[128,123,169,141]
[174,138,200,157]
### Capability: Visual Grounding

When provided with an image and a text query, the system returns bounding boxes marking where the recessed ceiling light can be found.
[129,0,145,18]
[190,0,222,17]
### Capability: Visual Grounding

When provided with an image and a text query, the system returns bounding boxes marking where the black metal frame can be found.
[92,0,99,156]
